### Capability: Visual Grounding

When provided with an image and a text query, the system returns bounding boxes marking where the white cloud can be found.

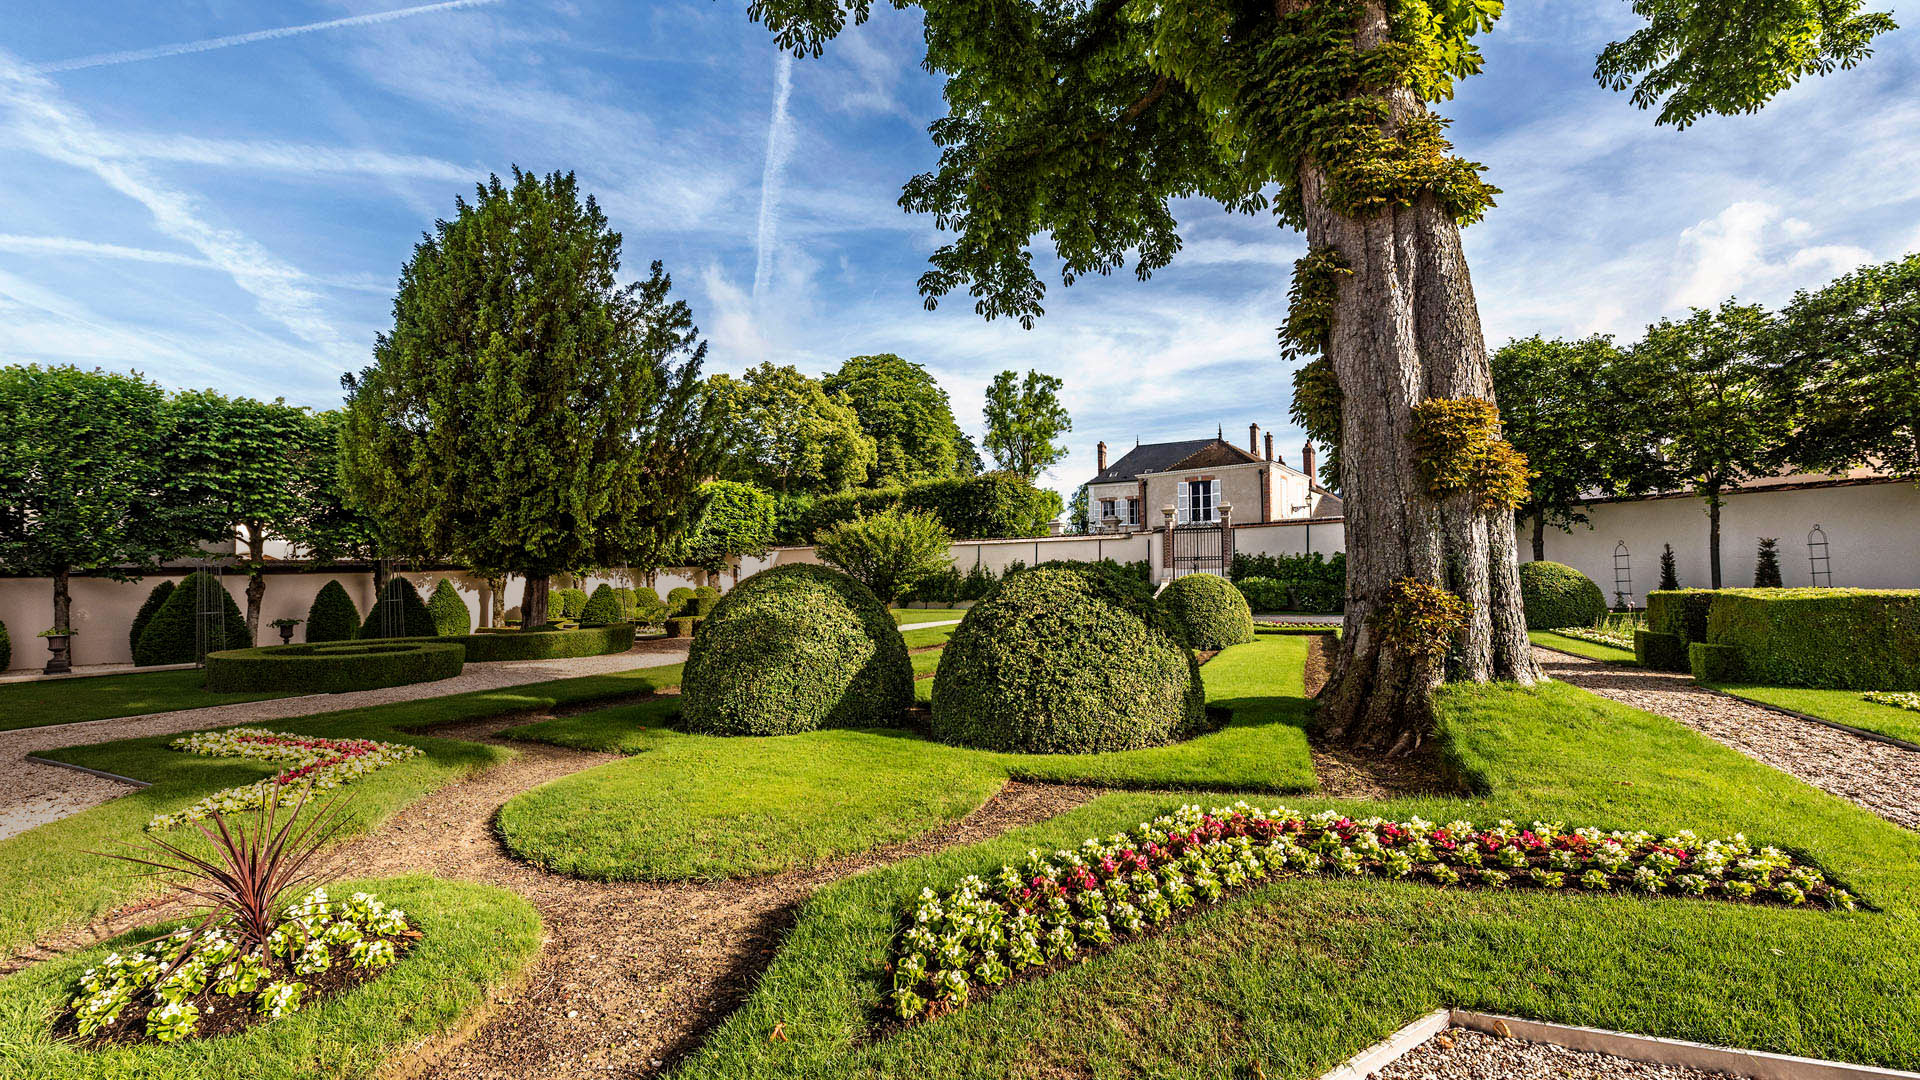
[0,233,211,269]
[103,133,476,182]
[753,51,797,305]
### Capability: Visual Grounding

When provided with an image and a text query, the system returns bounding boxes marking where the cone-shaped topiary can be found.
[932,566,1205,754]
[359,577,437,640]
[427,577,471,636]
[1754,538,1783,588]
[305,580,361,642]
[1159,573,1255,650]
[129,579,175,656]
[682,564,911,736]
[1518,561,1606,630]
[1659,543,1680,591]
[579,583,624,626]
[134,571,251,665]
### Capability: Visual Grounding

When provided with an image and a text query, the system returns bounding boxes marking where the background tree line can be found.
[1495,251,1920,588]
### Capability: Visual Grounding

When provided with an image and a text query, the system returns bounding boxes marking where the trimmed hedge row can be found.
[1689,642,1746,682]
[203,641,465,693]
[1705,588,1920,689]
[359,623,636,662]
[1634,588,1718,671]
[664,616,702,639]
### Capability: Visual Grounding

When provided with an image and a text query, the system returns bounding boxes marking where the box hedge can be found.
[580,584,623,627]
[1518,561,1606,630]
[203,640,465,693]
[664,616,702,639]
[427,578,471,636]
[305,580,361,642]
[359,577,437,640]
[1160,573,1255,650]
[681,564,911,736]
[129,579,175,656]
[1704,588,1920,689]
[1633,629,1688,672]
[1647,589,1716,645]
[134,571,251,666]
[452,623,633,661]
[1688,641,1747,683]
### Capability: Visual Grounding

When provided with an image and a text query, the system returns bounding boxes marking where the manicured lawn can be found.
[670,667,1920,1078]
[0,667,293,732]
[496,636,1318,881]
[1529,629,1638,665]
[893,608,970,625]
[900,625,957,650]
[1709,683,1920,747]
[0,662,682,957]
[0,874,539,1079]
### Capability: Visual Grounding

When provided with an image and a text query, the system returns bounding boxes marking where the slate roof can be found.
[1090,438,1262,485]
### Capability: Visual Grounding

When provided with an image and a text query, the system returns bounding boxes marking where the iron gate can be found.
[1170,522,1227,578]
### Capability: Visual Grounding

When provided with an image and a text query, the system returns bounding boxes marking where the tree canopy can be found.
[981,369,1071,479]
[708,362,876,496]
[675,480,778,578]
[823,353,968,488]
[1777,252,1920,484]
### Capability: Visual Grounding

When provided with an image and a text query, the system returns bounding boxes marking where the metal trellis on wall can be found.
[1612,541,1633,611]
[1807,525,1832,587]
[192,560,226,668]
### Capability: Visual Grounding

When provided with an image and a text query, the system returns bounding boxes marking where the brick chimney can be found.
[1097,441,1108,472]
[1301,441,1317,487]
[1264,431,1274,462]
[1248,422,1260,455]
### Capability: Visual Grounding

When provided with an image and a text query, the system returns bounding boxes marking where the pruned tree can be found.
[815,507,954,606]
[981,369,1071,479]
[824,353,968,488]
[675,480,778,582]
[707,363,876,495]
[286,409,388,580]
[741,0,1893,752]
[1777,253,1920,484]
[342,169,717,628]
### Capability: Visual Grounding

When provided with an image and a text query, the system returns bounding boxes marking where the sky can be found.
[3,1,1919,504]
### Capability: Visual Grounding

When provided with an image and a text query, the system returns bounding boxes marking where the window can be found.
[1178,478,1219,523]
[1098,499,1116,523]
[1122,498,1137,525]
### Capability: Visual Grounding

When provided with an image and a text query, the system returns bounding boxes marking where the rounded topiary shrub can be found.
[681,564,911,736]
[1518,561,1607,630]
[931,566,1204,754]
[579,584,623,627]
[630,588,667,625]
[306,580,360,642]
[1160,573,1255,650]
[666,586,695,614]
[129,579,175,656]
[134,571,251,666]
[427,578,471,636]
[359,577,437,640]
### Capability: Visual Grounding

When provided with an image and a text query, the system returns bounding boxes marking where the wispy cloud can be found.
[0,233,211,268]
[35,0,502,73]
[753,51,797,305]
[104,133,476,181]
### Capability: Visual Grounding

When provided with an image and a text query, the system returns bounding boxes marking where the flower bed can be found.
[888,803,1855,1020]
[1865,691,1920,713]
[63,888,415,1045]
[147,729,421,830]
[1557,624,1634,649]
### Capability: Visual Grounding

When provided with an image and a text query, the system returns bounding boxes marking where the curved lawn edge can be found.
[666,679,1920,1079]
[0,875,540,1079]
[1528,630,1638,665]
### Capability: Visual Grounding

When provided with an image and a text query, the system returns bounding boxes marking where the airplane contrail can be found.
[36,0,502,74]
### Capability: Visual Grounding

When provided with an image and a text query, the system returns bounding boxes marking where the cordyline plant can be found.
[95,786,345,961]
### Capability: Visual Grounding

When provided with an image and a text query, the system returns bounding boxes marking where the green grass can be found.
[0,668,294,732]
[1529,629,1638,665]
[1708,684,1920,746]
[0,662,682,958]
[496,636,1318,881]
[900,625,957,650]
[668,663,1920,1079]
[892,609,969,625]
[0,875,539,1079]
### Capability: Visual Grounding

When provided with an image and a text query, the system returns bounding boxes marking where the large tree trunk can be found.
[1530,514,1545,562]
[52,565,71,632]
[1302,0,1538,755]
[244,524,266,645]
[522,573,550,628]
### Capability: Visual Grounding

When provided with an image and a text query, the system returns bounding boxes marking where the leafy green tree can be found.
[341,169,717,628]
[0,366,185,646]
[427,577,471,636]
[286,409,387,572]
[1068,483,1090,534]
[981,370,1071,479]
[1776,253,1920,483]
[815,507,954,606]
[162,390,312,642]
[676,480,777,581]
[1491,335,1661,560]
[708,363,875,495]
[1621,301,1792,588]
[823,353,967,487]
[742,0,1895,750]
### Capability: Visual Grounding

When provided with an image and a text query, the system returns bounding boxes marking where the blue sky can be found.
[4,1,1918,502]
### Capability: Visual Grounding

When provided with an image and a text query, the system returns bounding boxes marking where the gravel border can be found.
[1372,1027,1747,1079]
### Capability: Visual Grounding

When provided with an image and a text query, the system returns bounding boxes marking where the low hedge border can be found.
[1633,629,1688,672]
[356,624,636,662]
[1689,642,1746,683]
[664,617,702,639]
[203,641,465,694]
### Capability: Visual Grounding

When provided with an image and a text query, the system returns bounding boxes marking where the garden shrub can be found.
[956,562,997,601]
[452,623,634,661]
[134,571,251,666]
[673,586,721,618]
[359,577,437,640]
[1228,552,1345,612]
[905,565,965,604]
[550,587,590,620]
[664,616,701,638]
[613,587,637,620]
[1647,589,1716,646]
[203,640,465,693]
[1633,630,1688,672]
[1160,574,1255,650]
[931,566,1203,754]
[426,577,471,636]
[1517,561,1605,630]
[1007,558,1158,610]
[129,579,175,656]
[666,586,695,614]
[1235,576,1291,613]
[1705,588,1920,689]
[0,618,8,670]
[580,583,624,626]
[815,506,953,604]
[1688,641,1747,683]
[305,579,360,642]
[629,588,667,625]
[681,564,911,735]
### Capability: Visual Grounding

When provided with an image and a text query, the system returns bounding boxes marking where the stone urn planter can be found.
[41,630,74,675]
[272,618,304,645]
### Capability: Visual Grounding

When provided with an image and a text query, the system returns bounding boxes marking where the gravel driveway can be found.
[0,643,689,841]
[1536,646,1920,831]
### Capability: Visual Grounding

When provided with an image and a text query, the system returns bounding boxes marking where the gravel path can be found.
[0,641,690,841]
[1535,646,1920,831]
[1374,1028,1744,1079]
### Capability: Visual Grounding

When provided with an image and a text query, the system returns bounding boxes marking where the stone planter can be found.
[278,625,296,645]
[43,634,73,675]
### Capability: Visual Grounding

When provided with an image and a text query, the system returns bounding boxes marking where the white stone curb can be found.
[1315,1009,1451,1080]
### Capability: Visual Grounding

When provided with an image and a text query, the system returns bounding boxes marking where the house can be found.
[1084,424,1342,533]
